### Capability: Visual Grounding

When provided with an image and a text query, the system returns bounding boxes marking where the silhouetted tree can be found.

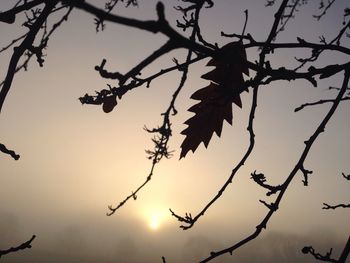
[0,0,349,262]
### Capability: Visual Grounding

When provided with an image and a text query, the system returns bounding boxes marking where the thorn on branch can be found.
[259,199,278,211]
[296,36,306,44]
[300,165,313,186]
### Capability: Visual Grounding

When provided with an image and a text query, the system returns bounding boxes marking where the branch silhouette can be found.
[106,0,205,215]
[0,1,57,113]
[302,235,350,263]
[0,0,349,262]
[200,66,350,263]
[0,143,20,160]
[171,0,290,231]
[303,172,350,263]
[0,235,36,258]
[322,172,350,210]
[301,246,338,263]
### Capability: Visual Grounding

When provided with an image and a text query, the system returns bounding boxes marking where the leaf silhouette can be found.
[180,42,249,158]
[102,95,117,113]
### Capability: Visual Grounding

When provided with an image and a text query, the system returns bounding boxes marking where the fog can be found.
[1,0,349,262]
[1,211,347,262]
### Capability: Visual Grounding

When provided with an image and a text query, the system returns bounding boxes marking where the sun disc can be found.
[149,216,160,230]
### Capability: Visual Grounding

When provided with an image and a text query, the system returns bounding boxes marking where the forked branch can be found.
[200,68,350,263]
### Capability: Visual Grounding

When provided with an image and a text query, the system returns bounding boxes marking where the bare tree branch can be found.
[338,236,350,263]
[0,143,20,160]
[313,0,337,20]
[0,235,36,258]
[322,203,350,209]
[1,1,349,262]
[107,1,203,215]
[0,0,45,24]
[322,172,350,210]
[295,97,350,112]
[302,235,350,263]
[69,0,215,58]
[301,246,338,263]
[200,67,350,263]
[0,1,58,113]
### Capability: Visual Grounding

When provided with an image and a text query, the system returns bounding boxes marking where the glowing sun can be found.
[143,207,167,231]
[149,216,161,230]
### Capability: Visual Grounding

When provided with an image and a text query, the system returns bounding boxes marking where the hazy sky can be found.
[1,0,349,262]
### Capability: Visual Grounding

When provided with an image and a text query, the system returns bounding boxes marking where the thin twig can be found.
[322,203,350,210]
[0,143,20,160]
[0,235,36,258]
[313,0,337,20]
[107,5,200,214]
[0,33,27,54]
[295,97,350,112]
[0,1,58,113]
[200,67,350,263]
[171,0,290,231]
[301,246,337,263]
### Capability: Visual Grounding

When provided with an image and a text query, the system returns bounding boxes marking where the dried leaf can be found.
[102,95,117,113]
[180,42,249,158]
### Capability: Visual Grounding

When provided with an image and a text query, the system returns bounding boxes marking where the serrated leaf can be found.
[180,42,248,158]
[219,42,250,76]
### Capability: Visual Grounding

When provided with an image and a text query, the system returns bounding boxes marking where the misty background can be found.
[1,0,349,262]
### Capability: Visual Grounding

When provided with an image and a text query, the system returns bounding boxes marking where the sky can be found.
[0,0,349,262]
